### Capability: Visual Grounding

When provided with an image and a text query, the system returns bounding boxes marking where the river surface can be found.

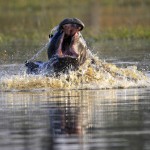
[0,43,150,150]
[0,87,150,150]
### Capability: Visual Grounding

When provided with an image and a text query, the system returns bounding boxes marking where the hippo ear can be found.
[49,25,59,38]
[48,34,54,39]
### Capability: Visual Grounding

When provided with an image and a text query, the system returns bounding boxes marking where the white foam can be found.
[0,57,149,91]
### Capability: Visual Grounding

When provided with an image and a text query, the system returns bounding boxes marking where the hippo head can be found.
[25,18,88,75]
[48,18,87,66]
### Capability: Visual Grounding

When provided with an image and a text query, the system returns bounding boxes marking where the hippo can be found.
[25,18,88,75]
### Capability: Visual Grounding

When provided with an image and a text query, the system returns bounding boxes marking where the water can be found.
[0,43,150,149]
[0,88,150,150]
[27,42,49,62]
[0,36,150,150]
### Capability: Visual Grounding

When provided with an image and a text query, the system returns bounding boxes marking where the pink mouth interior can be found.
[57,26,79,58]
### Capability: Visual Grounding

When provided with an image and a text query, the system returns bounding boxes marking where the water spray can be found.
[25,26,57,63]
[27,42,49,62]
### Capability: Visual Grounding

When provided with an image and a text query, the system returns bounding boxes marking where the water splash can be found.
[27,42,49,62]
[0,55,149,91]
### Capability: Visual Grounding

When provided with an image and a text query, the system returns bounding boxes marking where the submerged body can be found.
[25,18,88,75]
[25,56,79,75]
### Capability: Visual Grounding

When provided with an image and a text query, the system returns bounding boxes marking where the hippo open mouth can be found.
[56,31,79,59]
[47,18,85,60]
[55,18,84,59]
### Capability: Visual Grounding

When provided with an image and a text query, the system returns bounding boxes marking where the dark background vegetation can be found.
[0,0,150,63]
